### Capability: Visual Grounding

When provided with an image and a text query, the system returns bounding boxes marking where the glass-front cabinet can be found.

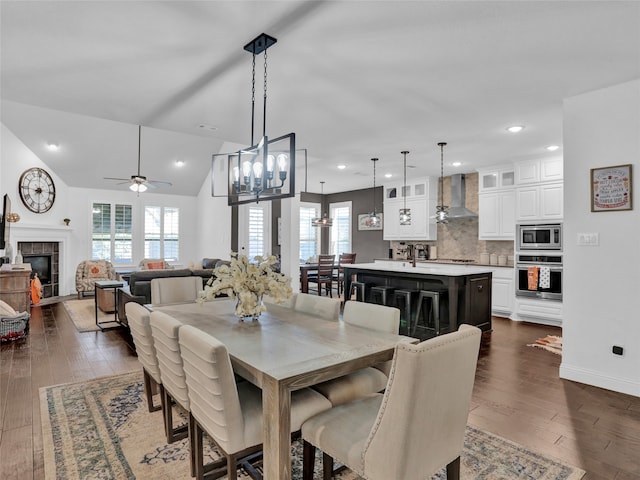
[479,165,515,192]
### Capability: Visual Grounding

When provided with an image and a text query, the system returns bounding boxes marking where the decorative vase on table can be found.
[197,252,293,323]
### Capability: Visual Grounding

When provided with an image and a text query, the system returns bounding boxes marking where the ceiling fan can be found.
[104,125,172,193]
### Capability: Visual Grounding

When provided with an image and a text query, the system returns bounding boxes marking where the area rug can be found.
[40,371,585,480]
[528,335,563,355]
[62,298,115,332]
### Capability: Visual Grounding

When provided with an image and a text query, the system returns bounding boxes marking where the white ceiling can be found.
[1,1,639,196]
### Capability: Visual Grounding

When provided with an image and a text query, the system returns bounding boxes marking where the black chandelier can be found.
[312,181,333,227]
[399,150,411,225]
[366,158,382,227]
[226,33,295,206]
[435,142,449,224]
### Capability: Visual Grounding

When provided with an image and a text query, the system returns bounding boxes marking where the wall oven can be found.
[515,254,562,300]
[517,223,562,251]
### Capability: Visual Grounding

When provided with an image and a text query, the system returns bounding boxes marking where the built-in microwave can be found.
[516,223,562,251]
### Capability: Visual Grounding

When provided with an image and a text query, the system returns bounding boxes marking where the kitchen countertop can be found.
[351,262,493,276]
[374,259,514,268]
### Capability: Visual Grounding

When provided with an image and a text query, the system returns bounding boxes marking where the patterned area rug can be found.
[62,298,114,332]
[528,335,563,355]
[40,372,585,480]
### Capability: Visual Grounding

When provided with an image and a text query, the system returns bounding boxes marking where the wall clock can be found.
[19,167,56,213]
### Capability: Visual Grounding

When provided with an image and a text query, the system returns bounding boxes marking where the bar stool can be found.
[349,281,370,302]
[370,286,396,306]
[394,289,418,336]
[413,289,448,339]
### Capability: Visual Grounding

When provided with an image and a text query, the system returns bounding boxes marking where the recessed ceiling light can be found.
[47,142,59,151]
[337,165,346,170]
[197,124,218,131]
[175,160,185,167]
[452,161,462,167]
[384,173,392,178]
[546,145,560,151]
[506,125,525,133]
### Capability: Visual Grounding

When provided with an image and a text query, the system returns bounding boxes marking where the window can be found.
[144,206,180,261]
[92,202,132,264]
[300,203,321,262]
[329,201,352,256]
[239,203,271,258]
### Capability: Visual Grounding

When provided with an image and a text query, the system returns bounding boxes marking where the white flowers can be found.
[199,252,292,318]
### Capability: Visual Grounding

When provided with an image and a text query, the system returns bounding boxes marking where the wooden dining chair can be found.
[334,253,356,296]
[302,325,482,480]
[178,325,332,480]
[307,254,336,297]
[125,302,162,413]
[313,301,399,406]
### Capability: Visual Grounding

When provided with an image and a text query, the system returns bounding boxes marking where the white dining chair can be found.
[313,301,400,406]
[294,292,341,321]
[263,292,297,309]
[125,302,162,413]
[178,325,332,480]
[150,276,203,306]
[302,324,482,480]
[149,311,194,474]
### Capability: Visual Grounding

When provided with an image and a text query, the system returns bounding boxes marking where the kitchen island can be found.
[344,262,493,335]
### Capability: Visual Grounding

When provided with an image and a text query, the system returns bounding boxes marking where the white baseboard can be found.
[560,363,640,397]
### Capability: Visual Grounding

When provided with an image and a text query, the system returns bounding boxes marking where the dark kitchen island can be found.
[344,261,493,336]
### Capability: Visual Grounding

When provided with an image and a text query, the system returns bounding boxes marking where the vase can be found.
[235,293,263,322]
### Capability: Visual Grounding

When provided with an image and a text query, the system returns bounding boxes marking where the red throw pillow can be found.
[146,261,165,270]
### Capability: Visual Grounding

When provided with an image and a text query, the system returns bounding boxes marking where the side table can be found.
[94,280,125,330]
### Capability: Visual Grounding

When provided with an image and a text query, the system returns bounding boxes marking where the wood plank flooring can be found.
[1,301,639,479]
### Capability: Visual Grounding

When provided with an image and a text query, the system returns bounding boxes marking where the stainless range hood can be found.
[447,174,478,219]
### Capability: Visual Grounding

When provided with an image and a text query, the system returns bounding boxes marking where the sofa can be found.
[117,268,215,326]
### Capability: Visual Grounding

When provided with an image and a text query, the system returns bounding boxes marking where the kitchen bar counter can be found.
[344,262,493,335]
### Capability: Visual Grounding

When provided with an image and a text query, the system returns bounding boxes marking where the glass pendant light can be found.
[399,150,411,225]
[367,158,381,227]
[435,142,449,224]
[312,181,333,227]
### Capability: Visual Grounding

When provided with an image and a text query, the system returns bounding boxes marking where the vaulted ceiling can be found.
[2,1,639,196]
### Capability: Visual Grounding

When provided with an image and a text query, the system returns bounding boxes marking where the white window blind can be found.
[145,206,179,261]
[248,206,265,258]
[91,202,132,264]
[299,204,320,262]
[330,202,352,256]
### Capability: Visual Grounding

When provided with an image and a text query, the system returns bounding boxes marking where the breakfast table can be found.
[152,298,415,480]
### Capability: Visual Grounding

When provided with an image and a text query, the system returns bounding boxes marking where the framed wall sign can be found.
[358,213,383,231]
[590,164,633,212]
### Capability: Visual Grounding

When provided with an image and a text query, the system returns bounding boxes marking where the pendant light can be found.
[399,150,411,225]
[312,181,333,227]
[435,142,449,224]
[367,158,381,227]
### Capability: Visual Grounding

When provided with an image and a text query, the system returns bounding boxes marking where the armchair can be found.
[75,260,117,298]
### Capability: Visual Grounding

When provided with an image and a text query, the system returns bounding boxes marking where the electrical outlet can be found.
[612,345,624,356]
[577,233,600,246]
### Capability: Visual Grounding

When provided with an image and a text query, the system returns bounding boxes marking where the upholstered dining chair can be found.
[301,324,482,480]
[313,301,400,407]
[124,303,162,413]
[307,254,336,297]
[178,325,332,480]
[148,311,192,452]
[150,276,203,306]
[294,293,341,321]
[333,253,356,296]
[263,292,297,310]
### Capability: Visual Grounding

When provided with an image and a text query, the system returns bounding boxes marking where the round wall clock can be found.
[19,167,56,213]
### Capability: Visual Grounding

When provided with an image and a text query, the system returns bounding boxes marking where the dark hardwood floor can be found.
[1,301,639,479]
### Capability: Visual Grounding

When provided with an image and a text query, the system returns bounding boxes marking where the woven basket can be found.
[0,312,30,342]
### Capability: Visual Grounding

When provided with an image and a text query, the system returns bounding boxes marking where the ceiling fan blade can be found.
[104,177,131,181]
[147,180,173,187]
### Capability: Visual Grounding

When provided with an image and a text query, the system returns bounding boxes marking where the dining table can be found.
[152,298,415,480]
[298,263,339,293]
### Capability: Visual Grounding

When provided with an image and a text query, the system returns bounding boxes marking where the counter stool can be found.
[413,289,448,339]
[370,286,396,306]
[394,289,418,336]
[349,281,370,302]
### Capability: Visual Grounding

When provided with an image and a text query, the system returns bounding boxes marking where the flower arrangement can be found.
[198,252,292,320]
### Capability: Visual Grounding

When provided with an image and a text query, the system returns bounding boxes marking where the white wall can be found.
[561,79,640,396]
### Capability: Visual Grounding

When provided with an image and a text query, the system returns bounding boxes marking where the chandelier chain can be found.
[250,53,256,145]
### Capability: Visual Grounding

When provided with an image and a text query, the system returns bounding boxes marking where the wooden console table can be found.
[0,264,32,312]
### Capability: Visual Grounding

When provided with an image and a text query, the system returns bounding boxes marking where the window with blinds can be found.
[247,206,264,259]
[91,202,132,263]
[300,204,320,262]
[330,202,352,256]
[145,206,179,261]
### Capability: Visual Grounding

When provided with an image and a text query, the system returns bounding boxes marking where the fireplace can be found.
[17,241,59,298]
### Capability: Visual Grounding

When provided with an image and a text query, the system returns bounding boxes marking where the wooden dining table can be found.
[153,299,415,480]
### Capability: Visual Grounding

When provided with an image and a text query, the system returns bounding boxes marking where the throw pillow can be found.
[84,261,107,278]
[146,261,165,270]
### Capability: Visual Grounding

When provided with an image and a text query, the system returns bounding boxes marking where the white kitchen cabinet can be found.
[515,159,540,184]
[516,182,563,221]
[540,157,563,182]
[515,157,563,185]
[490,267,515,316]
[478,190,515,240]
[383,177,437,241]
[514,297,563,327]
[478,165,515,192]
